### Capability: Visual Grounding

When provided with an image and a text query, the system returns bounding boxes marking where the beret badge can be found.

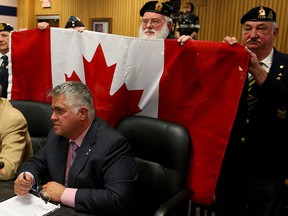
[267,10,274,20]
[155,2,163,11]
[258,7,266,19]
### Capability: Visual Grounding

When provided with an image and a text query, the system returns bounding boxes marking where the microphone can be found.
[0,161,4,169]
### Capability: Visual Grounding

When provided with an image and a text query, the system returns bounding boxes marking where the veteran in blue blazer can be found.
[217,6,288,216]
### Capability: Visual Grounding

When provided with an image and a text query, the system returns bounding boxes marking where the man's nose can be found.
[250,29,258,38]
[51,112,57,120]
[146,21,154,27]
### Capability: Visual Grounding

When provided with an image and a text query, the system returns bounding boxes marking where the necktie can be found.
[247,75,258,115]
[64,142,79,186]
[1,55,8,69]
[247,62,266,115]
[70,142,79,168]
[0,55,8,97]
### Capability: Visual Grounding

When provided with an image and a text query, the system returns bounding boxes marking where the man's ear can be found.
[167,21,173,30]
[79,106,88,120]
[273,27,278,39]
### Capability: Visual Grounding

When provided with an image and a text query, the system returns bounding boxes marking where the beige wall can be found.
[18,0,288,53]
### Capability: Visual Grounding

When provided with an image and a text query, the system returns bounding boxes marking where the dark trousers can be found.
[215,170,285,216]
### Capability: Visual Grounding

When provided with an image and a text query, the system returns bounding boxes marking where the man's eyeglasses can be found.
[141,18,164,26]
[31,181,50,204]
[23,172,50,204]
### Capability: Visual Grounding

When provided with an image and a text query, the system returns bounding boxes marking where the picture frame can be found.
[91,18,112,33]
[41,0,51,8]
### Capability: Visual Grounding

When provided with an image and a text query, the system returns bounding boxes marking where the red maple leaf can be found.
[83,44,143,126]
[65,71,82,82]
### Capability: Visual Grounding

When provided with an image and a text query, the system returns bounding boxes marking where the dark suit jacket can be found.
[19,117,137,216]
[221,48,288,181]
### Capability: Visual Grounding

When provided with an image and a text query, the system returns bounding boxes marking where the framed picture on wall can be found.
[91,18,112,33]
[41,0,51,8]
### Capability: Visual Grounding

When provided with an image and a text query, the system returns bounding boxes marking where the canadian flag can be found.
[10,28,249,204]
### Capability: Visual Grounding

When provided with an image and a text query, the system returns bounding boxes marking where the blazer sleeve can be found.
[0,111,32,180]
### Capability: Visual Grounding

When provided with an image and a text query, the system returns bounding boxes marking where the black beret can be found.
[240,6,276,24]
[65,16,85,28]
[140,0,174,18]
[0,23,14,32]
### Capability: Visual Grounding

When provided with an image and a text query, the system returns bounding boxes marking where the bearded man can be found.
[139,0,191,45]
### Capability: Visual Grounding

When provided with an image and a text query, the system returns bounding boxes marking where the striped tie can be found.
[1,55,8,68]
[247,62,267,115]
[247,75,258,115]
[0,55,8,97]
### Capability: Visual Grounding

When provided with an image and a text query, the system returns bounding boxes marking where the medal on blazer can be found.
[277,107,286,119]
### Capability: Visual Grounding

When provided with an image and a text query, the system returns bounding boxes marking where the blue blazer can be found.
[222,48,288,181]
[19,117,137,215]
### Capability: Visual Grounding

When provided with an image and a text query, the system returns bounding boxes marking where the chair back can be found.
[10,100,53,154]
[115,115,192,216]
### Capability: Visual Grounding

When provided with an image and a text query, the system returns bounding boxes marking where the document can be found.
[0,193,60,216]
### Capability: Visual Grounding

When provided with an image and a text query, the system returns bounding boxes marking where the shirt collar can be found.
[260,49,273,71]
[69,123,92,147]
[0,52,10,59]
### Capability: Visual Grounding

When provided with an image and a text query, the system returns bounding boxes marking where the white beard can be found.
[138,24,170,39]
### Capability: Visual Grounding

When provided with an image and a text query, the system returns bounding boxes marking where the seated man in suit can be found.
[0,84,32,180]
[14,81,137,215]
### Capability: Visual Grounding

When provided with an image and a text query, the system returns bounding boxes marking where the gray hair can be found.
[165,16,173,24]
[48,81,95,119]
[272,22,278,31]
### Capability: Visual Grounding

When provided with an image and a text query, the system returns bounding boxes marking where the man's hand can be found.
[77,26,86,33]
[42,181,66,202]
[245,46,267,85]
[14,172,32,196]
[223,36,238,45]
[177,35,193,46]
[223,36,267,85]
[38,22,49,30]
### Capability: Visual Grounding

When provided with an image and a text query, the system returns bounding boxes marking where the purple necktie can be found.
[70,142,79,167]
[65,142,79,186]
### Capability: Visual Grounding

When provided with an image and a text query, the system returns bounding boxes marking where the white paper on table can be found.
[0,193,60,216]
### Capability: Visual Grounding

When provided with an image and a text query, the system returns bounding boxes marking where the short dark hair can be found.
[186,2,195,11]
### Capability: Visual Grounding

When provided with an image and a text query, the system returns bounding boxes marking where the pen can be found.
[23,172,27,180]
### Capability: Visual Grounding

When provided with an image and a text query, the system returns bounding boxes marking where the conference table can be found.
[0,180,96,216]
